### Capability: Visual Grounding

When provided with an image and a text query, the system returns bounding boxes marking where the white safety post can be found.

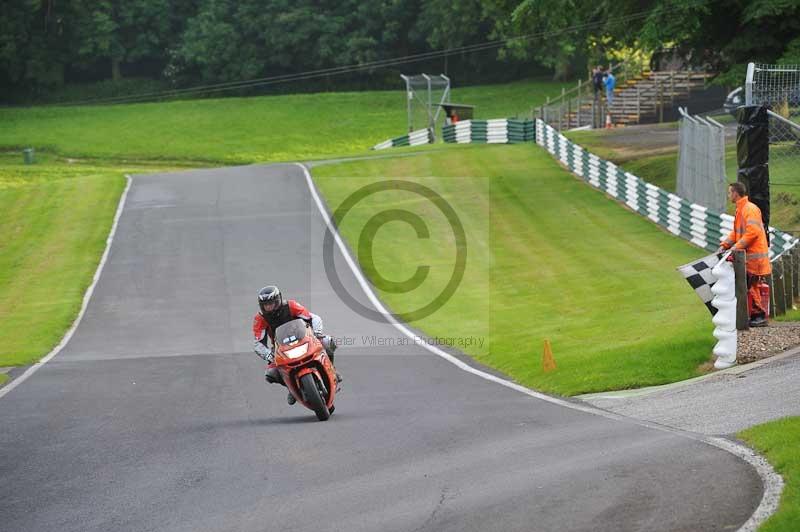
[710,253,737,369]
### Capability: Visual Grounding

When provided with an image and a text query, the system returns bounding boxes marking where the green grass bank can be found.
[313,144,714,396]
[739,416,800,531]
[0,79,567,377]
[0,153,198,377]
[0,154,124,371]
[566,127,800,231]
[0,79,567,165]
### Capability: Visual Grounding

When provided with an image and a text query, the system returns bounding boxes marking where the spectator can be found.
[592,66,604,100]
[717,182,772,327]
[445,108,459,126]
[604,70,616,105]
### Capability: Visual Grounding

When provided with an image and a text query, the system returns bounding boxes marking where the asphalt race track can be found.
[0,164,762,532]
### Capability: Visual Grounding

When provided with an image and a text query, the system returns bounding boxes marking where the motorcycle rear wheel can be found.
[300,373,330,421]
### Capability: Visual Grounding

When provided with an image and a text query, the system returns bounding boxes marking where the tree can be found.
[486,0,636,80]
[171,0,425,85]
[71,0,175,80]
[0,0,74,88]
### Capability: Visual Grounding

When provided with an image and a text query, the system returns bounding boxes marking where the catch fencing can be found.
[746,63,800,120]
[766,110,800,203]
[676,108,727,213]
[745,63,800,222]
[534,118,798,258]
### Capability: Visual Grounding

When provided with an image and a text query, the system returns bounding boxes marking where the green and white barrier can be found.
[373,128,433,150]
[534,119,798,257]
[442,119,535,144]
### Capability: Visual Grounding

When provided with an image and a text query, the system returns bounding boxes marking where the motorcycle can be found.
[273,318,338,421]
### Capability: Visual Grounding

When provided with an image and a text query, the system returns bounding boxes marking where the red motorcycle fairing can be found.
[272,319,337,420]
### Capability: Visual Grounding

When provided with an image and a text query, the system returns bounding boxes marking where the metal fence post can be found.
[767,272,777,318]
[567,97,572,129]
[636,85,641,123]
[783,254,794,311]
[544,97,550,126]
[774,259,786,316]
[670,71,675,104]
[600,99,606,128]
[793,247,800,301]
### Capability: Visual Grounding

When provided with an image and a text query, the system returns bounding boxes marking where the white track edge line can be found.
[707,436,783,532]
[0,174,133,400]
[296,161,782,531]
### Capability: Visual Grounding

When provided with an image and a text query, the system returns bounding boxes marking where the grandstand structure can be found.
[537,63,714,130]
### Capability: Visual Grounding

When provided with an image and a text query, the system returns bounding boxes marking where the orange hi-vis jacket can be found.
[721,196,772,276]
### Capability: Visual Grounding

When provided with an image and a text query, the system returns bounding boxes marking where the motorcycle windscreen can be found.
[274,319,309,346]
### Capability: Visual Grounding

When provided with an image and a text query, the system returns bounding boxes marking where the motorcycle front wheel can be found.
[300,373,330,421]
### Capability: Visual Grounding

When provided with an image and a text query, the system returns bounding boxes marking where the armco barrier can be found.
[442,119,535,144]
[534,119,798,257]
[373,128,433,150]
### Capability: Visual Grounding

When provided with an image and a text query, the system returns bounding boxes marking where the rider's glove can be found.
[254,342,273,363]
[310,313,324,337]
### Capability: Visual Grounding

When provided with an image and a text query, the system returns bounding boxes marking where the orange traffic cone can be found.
[542,339,557,373]
[605,112,613,129]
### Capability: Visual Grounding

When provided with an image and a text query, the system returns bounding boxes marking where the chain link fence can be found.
[745,63,800,236]
[767,110,800,182]
[768,110,800,235]
[746,63,800,120]
[676,108,727,213]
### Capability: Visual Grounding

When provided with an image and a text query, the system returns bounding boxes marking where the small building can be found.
[440,103,475,125]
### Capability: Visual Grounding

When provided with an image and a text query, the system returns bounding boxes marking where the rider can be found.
[252,285,339,405]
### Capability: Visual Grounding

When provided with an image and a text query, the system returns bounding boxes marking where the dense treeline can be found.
[2,0,798,103]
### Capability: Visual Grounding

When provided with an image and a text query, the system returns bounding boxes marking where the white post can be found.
[711,254,738,369]
[745,62,755,106]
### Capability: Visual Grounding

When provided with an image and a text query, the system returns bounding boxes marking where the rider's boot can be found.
[321,336,343,384]
[266,367,296,404]
[328,338,343,383]
[265,367,283,385]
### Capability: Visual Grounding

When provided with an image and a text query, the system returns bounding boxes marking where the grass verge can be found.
[0,79,567,165]
[776,308,800,322]
[739,417,800,531]
[566,127,800,234]
[0,80,567,379]
[313,144,715,396]
[0,152,191,370]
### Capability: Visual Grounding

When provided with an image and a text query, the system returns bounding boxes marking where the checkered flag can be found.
[677,253,722,315]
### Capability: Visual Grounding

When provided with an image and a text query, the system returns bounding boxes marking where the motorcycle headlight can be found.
[284,343,309,359]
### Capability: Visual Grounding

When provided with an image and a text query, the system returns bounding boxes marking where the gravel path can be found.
[580,344,800,435]
[738,321,800,364]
